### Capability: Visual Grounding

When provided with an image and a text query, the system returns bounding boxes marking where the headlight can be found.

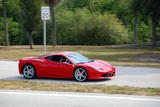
[87,65,101,71]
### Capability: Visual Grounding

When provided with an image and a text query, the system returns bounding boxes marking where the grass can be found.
[0,45,160,67]
[0,80,159,96]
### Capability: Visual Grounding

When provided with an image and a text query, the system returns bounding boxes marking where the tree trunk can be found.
[126,21,130,35]
[133,14,138,44]
[89,0,93,12]
[28,32,33,49]
[2,0,10,46]
[49,3,57,46]
[151,21,157,47]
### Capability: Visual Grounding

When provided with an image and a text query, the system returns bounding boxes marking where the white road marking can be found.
[0,91,160,102]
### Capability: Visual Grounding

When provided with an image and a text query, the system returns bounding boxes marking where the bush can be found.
[0,17,23,45]
[56,8,129,45]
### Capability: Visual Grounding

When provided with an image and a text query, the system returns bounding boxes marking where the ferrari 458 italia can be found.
[19,52,115,82]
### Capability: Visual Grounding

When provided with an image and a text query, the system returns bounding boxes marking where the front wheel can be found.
[22,64,36,79]
[74,68,88,82]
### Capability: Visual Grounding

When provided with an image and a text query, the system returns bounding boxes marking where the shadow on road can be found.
[1,75,111,83]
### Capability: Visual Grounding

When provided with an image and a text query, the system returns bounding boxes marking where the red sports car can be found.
[19,52,115,82]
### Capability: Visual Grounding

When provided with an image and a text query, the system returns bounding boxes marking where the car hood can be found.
[85,60,115,72]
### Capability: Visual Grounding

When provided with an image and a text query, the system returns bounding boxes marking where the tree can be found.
[20,0,42,49]
[131,0,140,44]
[2,0,10,45]
[60,0,90,10]
[44,0,61,46]
[147,0,160,46]
[136,0,160,46]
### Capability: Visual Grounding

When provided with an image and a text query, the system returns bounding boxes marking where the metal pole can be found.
[43,20,46,54]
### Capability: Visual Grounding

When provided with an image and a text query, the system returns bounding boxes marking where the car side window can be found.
[46,55,72,64]
[65,58,72,64]
[47,56,53,61]
[46,55,62,62]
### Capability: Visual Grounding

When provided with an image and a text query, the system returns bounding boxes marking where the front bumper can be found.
[88,68,116,80]
[102,72,115,77]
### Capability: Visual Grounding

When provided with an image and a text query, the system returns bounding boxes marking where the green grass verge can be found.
[0,45,160,67]
[0,80,160,96]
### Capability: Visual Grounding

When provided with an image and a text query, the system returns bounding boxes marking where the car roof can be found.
[49,52,77,56]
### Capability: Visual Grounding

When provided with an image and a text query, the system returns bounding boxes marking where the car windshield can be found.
[67,53,93,64]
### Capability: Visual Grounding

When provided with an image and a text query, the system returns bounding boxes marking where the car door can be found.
[45,55,74,78]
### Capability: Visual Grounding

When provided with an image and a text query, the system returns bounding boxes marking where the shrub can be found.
[56,8,129,45]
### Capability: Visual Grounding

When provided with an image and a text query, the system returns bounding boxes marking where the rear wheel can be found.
[22,64,36,79]
[74,68,88,82]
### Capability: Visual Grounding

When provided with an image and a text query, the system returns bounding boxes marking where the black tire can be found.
[22,64,36,79]
[74,67,88,82]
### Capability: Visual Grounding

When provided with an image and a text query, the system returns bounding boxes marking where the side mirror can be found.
[62,62,70,65]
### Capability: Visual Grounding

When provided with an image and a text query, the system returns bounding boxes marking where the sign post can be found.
[41,6,50,54]
[43,20,46,54]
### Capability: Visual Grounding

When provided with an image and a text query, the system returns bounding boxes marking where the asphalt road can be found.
[0,61,160,88]
[0,90,160,107]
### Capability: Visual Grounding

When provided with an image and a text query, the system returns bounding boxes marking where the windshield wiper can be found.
[88,60,94,62]
[77,62,85,64]
[77,60,94,64]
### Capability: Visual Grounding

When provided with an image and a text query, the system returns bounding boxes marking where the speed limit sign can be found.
[41,6,50,20]
[41,6,50,54]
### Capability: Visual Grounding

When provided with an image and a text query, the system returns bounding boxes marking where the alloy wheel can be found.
[23,65,36,79]
[74,68,87,82]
